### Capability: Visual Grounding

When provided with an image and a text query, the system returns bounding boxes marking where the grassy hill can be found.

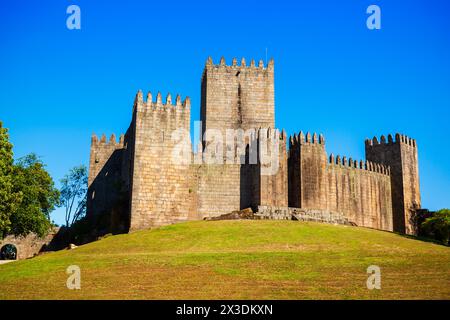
[0,220,449,299]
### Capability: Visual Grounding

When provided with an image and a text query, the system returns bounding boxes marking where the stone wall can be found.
[0,228,60,260]
[256,206,352,225]
[192,128,288,219]
[288,132,328,209]
[288,132,394,231]
[326,158,393,231]
[194,164,242,219]
[257,129,288,208]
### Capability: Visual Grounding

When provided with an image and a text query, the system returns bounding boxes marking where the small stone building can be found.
[0,228,60,260]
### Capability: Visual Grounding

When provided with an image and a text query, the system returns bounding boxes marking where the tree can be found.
[0,121,20,238]
[59,165,88,227]
[421,209,450,246]
[10,154,60,237]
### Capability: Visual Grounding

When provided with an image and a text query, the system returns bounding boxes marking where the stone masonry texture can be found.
[87,56,421,235]
[0,228,61,260]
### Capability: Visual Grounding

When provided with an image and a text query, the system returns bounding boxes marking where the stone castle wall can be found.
[191,127,288,219]
[256,206,353,226]
[0,228,60,260]
[325,158,393,231]
[256,128,288,208]
[86,56,421,235]
[288,132,393,231]
[194,164,242,219]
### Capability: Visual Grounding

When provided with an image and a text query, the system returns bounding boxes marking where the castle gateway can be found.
[87,57,421,235]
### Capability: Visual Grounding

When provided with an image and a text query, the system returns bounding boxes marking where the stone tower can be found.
[87,132,129,233]
[288,132,327,209]
[200,57,275,141]
[365,134,421,234]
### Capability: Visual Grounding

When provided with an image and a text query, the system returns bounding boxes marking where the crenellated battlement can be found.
[289,131,325,150]
[133,90,190,113]
[255,128,287,160]
[204,56,274,74]
[91,133,125,148]
[255,127,287,141]
[365,133,416,148]
[328,153,390,175]
[280,129,287,141]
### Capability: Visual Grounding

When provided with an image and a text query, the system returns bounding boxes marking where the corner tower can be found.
[365,134,421,234]
[200,56,275,139]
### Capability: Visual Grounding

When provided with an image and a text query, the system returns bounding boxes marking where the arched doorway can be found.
[0,244,17,260]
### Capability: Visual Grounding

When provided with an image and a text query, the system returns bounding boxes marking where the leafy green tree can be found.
[0,121,20,238]
[59,165,88,227]
[10,154,60,237]
[421,209,450,245]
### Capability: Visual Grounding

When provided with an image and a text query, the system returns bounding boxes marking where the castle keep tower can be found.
[200,57,275,140]
[193,56,285,217]
[365,134,421,234]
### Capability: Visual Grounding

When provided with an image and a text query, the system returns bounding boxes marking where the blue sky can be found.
[1,0,449,225]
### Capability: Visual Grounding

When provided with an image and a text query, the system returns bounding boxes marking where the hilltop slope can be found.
[0,220,449,299]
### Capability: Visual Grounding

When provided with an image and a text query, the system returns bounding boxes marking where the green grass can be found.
[0,220,449,299]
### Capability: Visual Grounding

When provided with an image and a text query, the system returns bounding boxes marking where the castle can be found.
[87,56,421,235]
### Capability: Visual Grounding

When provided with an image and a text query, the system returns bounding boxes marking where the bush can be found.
[420,209,450,246]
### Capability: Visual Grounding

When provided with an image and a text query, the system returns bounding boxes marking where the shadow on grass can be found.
[396,232,447,246]
[361,225,448,247]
